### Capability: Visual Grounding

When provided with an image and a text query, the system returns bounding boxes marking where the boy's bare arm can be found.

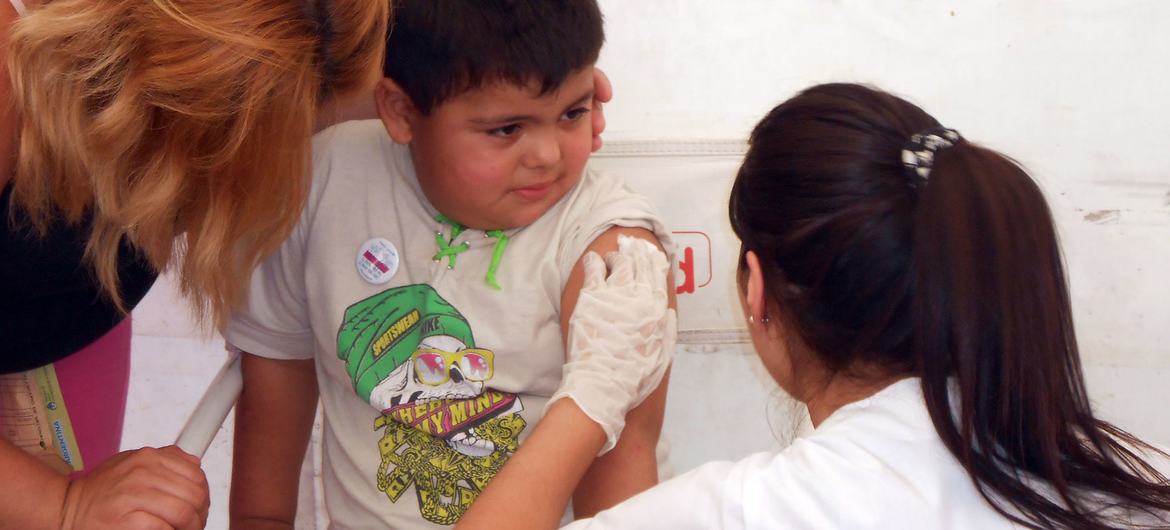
[229,353,318,530]
[559,227,675,517]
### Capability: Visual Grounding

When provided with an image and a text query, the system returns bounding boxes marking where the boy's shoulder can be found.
[563,165,632,209]
[308,119,412,193]
[542,164,672,280]
[312,119,398,161]
[561,164,654,219]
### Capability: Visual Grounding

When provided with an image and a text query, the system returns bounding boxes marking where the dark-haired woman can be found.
[457,83,1170,530]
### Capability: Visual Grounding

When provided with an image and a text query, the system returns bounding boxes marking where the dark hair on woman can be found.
[729,83,1170,529]
[383,0,604,114]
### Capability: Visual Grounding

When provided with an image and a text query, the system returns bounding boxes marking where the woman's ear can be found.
[375,78,416,144]
[744,250,768,325]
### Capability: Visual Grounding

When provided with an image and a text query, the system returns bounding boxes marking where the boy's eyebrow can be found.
[470,113,539,126]
[469,88,596,125]
[563,90,595,112]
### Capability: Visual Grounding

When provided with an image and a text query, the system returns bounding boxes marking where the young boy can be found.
[225,1,675,528]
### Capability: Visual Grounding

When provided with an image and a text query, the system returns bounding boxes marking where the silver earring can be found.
[748,315,755,324]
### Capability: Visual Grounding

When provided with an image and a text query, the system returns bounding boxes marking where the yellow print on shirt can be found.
[375,408,527,525]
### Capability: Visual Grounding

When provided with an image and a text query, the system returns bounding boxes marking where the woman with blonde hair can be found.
[0,1,388,528]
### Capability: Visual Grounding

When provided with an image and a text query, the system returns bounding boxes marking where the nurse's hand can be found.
[591,68,613,152]
[546,235,676,454]
[61,445,210,530]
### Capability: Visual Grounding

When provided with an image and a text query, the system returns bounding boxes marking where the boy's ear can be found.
[375,77,417,144]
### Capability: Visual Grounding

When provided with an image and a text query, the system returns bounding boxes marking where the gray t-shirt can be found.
[225,120,671,529]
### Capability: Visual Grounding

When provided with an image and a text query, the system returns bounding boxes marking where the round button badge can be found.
[356,238,400,285]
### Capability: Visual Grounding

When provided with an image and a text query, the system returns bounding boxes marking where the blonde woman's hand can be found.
[591,68,613,152]
[60,445,210,530]
[546,235,676,454]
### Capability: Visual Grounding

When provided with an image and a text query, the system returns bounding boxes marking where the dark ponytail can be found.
[731,83,1170,529]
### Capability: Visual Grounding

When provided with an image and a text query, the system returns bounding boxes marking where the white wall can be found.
[592,0,1170,444]
[124,2,1170,528]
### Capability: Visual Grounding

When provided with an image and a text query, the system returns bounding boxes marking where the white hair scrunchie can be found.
[901,127,963,184]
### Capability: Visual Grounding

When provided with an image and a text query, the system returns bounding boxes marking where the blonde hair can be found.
[6,0,388,328]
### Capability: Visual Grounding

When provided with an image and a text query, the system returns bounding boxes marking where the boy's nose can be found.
[522,134,562,169]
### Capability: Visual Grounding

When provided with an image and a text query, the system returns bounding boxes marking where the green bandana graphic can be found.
[338,284,476,403]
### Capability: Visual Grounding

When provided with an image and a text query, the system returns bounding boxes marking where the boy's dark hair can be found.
[384,0,604,114]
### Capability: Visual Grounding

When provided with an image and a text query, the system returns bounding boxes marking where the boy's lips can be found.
[511,181,555,200]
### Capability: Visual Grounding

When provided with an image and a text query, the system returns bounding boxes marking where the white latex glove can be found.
[546,235,677,454]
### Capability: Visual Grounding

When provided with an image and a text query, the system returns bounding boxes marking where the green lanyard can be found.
[433,215,509,290]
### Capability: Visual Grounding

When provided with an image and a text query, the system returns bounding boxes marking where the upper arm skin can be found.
[559,226,676,518]
[229,352,319,529]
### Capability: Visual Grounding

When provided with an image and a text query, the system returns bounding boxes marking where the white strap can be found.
[175,352,243,458]
[8,0,27,17]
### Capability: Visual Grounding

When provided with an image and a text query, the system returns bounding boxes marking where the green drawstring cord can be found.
[484,230,509,290]
[433,215,510,289]
[433,214,469,270]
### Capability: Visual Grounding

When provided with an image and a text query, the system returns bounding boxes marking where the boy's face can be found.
[402,67,596,230]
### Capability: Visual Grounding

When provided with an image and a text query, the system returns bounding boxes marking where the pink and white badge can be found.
[356,238,400,285]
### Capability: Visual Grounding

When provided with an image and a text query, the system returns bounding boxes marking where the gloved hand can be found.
[546,235,677,454]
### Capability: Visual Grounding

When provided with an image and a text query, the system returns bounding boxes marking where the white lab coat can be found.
[564,378,1170,529]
